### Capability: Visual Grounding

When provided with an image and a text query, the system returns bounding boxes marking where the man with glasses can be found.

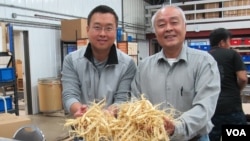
[61,5,136,118]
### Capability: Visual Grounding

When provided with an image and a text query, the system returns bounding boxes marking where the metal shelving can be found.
[60,39,89,66]
[60,41,77,66]
[0,24,19,115]
[230,38,250,80]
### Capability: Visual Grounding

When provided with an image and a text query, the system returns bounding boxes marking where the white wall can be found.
[138,40,149,63]
[122,0,146,40]
[0,0,122,20]
[0,0,146,114]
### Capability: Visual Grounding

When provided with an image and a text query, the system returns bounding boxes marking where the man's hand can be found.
[106,105,119,118]
[73,104,88,118]
[163,116,175,136]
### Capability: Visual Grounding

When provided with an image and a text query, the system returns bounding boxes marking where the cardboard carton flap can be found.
[0,113,31,138]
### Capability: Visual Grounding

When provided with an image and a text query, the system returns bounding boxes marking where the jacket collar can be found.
[84,43,118,65]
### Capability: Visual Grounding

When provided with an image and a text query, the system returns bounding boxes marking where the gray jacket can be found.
[61,44,137,113]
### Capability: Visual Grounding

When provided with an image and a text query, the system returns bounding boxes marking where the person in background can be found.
[208,28,248,141]
[61,5,136,118]
[131,5,220,141]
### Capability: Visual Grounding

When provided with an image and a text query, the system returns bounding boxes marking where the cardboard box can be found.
[205,2,219,9]
[61,19,88,41]
[15,59,22,79]
[224,10,238,17]
[17,78,23,91]
[117,42,128,54]
[128,42,138,55]
[0,22,7,52]
[0,114,31,138]
[77,39,89,49]
[223,0,237,17]
[205,12,220,19]
[242,103,250,114]
[204,2,220,19]
[186,14,194,20]
[237,9,250,16]
[196,13,204,19]
[223,0,238,7]
[237,0,250,16]
[238,0,250,6]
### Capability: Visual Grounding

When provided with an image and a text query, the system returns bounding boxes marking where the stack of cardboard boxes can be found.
[204,2,220,19]
[237,0,250,16]
[224,0,250,17]
[60,19,89,56]
[223,0,238,17]
[203,0,250,19]
[61,19,88,42]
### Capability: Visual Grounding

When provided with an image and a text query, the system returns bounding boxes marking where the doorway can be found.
[14,30,32,115]
[151,39,162,55]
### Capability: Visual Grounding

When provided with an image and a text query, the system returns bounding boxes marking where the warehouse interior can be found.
[1,0,250,140]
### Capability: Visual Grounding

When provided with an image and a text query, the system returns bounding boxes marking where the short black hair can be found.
[209,28,232,47]
[87,5,118,27]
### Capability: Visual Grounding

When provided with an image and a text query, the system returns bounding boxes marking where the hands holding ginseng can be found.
[163,116,175,136]
[73,103,119,118]
[106,104,119,117]
[71,103,88,118]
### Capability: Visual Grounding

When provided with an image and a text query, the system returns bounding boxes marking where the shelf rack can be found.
[0,24,19,115]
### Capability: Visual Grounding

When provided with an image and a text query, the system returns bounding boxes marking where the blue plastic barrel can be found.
[117,27,123,42]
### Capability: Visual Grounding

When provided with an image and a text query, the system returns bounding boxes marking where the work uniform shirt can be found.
[61,43,137,113]
[131,46,220,141]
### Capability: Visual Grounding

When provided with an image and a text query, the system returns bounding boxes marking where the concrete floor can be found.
[14,91,73,141]
[1,91,73,140]
[19,110,72,141]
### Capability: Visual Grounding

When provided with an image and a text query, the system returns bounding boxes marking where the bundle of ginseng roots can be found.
[64,95,175,141]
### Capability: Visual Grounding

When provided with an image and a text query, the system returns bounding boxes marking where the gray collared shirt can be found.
[131,46,220,141]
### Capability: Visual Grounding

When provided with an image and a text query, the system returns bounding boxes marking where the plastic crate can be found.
[200,45,211,51]
[230,38,242,45]
[242,55,250,62]
[244,38,250,45]
[245,64,250,72]
[0,68,15,82]
[128,36,133,42]
[116,27,122,42]
[189,45,199,49]
[0,96,13,112]
[67,45,77,54]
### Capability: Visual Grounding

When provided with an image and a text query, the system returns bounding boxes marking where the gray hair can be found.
[151,5,186,33]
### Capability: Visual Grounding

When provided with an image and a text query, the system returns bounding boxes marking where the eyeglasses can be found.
[91,26,115,33]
